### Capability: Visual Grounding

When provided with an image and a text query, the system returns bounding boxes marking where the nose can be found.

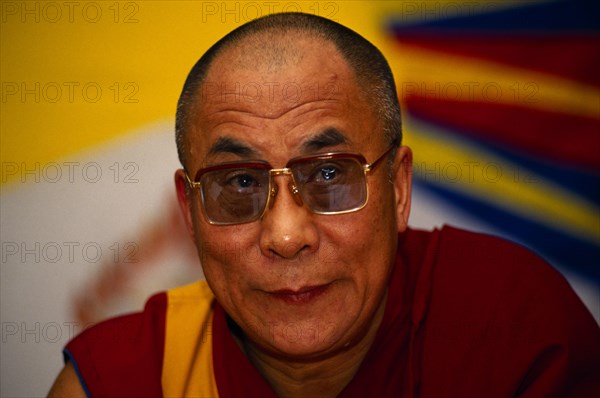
[259,174,319,259]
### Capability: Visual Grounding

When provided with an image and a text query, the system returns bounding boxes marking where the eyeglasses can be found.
[184,145,396,225]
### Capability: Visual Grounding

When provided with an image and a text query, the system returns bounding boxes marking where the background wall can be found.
[1,1,598,396]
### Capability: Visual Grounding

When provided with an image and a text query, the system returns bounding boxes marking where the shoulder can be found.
[398,225,567,315]
[414,225,600,397]
[66,289,169,361]
[425,224,596,330]
[68,290,168,350]
[430,225,576,298]
[63,280,214,397]
[63,291,168,397]
[437,224,548,269]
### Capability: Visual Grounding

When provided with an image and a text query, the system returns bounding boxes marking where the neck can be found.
[237,293,387,398]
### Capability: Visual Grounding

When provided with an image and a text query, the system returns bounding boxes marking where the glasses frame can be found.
[183,144,396,225]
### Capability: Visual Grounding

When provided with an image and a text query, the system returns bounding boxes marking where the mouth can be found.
[268,284,331,304]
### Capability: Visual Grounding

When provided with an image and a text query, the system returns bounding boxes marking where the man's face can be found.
[177,36,411,359]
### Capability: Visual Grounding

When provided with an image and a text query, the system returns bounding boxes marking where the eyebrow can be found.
[207,136,259,158]
[207,128,349,159]
[301,128,349,153]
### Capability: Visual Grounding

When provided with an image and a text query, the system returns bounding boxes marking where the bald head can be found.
[213,30,307,73]
[175,12,401,168]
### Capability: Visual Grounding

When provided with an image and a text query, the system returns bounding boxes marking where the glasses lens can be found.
[291,157,367,213]
[200,167,270,224]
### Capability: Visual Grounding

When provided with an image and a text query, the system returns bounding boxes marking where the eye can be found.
[319,166,337,181]
[223,170,262,191]
[233,174,255,188]
[309,163,342,184]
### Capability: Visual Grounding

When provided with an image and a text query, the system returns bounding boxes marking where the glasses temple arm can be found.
[183,170,201,188]
[365,144,398,172]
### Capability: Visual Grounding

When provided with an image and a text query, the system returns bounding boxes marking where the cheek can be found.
[320,205,395,277]
[329,185,396,276]
[330,179,396,241]
[194,224,260,295]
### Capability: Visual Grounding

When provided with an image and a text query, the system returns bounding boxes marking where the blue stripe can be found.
[414,180,600,281]
[471,140,600,205]
[388,0,600,33]
[63,348,92,398]
[405,112,600,205]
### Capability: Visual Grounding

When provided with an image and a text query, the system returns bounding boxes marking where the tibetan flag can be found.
[386,0,600,281]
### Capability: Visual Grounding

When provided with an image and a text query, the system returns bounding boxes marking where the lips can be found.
[269,284,330,304]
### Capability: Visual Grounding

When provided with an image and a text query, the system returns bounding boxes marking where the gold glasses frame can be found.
[182,144,396,225]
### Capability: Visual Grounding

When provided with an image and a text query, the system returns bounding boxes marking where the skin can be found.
[48,33,412,397]
[47,362,85,398]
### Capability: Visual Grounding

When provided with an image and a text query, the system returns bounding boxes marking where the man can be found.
[49,12,599,398]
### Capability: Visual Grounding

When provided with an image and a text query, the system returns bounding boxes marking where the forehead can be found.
[202,34,358,114]
[185,34,380,165]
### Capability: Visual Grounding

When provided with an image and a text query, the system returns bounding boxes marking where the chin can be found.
[262,325,345,360]
[242,310,359,360]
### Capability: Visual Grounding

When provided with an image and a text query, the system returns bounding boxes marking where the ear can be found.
[174,169,197,238]
[392,146,413,233]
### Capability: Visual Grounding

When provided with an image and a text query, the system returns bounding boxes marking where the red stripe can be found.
[404,96,600,170]
[392,34,600,87]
